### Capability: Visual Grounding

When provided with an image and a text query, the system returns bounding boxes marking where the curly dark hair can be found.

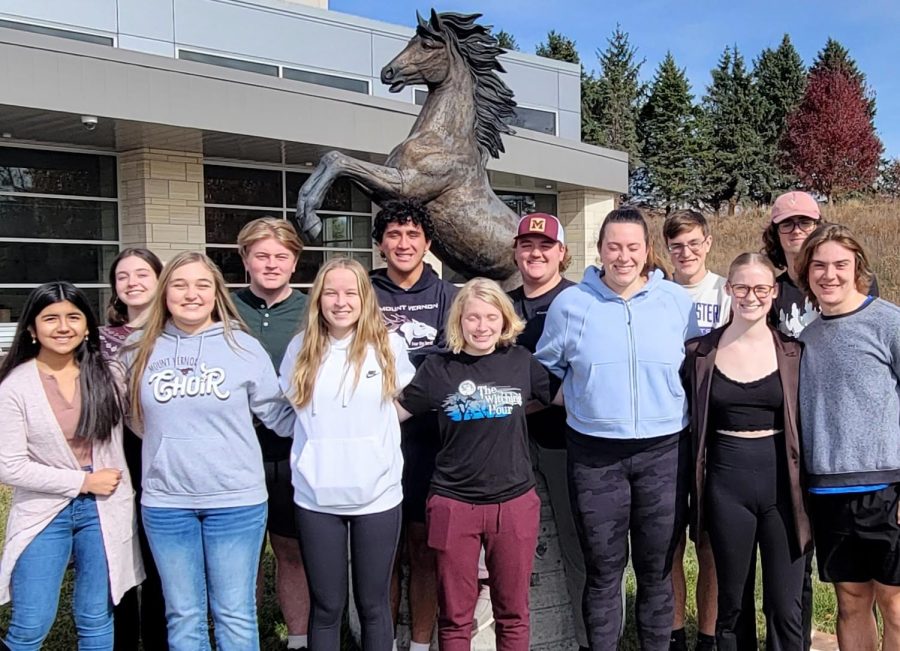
[761,222,787,270]
[371,200,436,244]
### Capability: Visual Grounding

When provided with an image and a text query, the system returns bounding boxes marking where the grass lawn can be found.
[0,484,839,650]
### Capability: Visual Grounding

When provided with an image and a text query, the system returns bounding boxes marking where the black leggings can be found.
[295,504,402,651]
[567,429,690,651]
[705,434,808,651]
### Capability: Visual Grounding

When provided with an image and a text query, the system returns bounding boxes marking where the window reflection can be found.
[0,147,117,197]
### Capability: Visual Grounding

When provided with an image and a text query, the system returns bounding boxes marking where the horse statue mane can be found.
[415,11,517,163]
[296,8,524,284]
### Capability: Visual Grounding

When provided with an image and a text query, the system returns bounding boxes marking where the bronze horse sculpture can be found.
[295,10,521,283]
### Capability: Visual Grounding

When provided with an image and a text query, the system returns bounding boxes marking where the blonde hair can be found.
[126,251,247,429]
[446,278,525,354]
[237,217,303,258]
[289,257,396,407]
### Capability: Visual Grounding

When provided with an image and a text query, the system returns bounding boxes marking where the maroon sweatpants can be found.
[425,488,540,651]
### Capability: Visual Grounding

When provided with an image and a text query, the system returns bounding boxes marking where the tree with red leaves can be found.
[781,68,882,204]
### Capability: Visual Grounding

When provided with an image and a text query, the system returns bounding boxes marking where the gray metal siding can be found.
[0,0,582,141]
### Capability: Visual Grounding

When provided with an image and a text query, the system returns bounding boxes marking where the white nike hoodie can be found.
[279,332,414,516]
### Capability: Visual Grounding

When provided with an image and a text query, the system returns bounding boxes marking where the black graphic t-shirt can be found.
[773,271,880,337]
[399,345,552,504]
[508,279,574,449]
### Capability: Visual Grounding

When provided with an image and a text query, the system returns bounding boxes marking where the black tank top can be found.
[709,367,784,432]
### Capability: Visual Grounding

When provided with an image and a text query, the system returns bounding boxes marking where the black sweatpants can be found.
[295,504,401,651]
[705,434,808,651]
[567,429,690,651]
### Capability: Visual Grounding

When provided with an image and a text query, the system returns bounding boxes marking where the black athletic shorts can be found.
[809,483,900,585]
[264,457,300,539]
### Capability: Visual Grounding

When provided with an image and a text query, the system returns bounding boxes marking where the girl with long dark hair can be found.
[100,247,168,651]
[536,207,699,651]
[0,282,144,650]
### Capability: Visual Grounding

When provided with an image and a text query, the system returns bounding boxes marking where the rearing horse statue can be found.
[295,10,521,283]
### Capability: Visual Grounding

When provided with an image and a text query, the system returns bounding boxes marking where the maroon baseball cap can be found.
[770,191,821,224]
[514,213,565,244]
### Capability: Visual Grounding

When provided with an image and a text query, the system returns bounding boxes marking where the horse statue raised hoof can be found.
[295,9,522,284]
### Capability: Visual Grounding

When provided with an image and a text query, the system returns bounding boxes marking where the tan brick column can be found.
[119,148,205,262]
[558,189,616,283]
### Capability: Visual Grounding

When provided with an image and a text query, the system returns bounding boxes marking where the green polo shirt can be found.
[233,287,307,461]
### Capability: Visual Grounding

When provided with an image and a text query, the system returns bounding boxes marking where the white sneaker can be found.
[472,582,494,634]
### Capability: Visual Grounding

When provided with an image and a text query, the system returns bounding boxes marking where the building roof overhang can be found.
[0,27,628,193]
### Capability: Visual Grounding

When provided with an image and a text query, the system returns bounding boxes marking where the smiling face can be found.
[807,241,865,315]
[778,216,820,259]
[166,261,217,333]
[243,237,297,294]
[666,226,711,285]
[378,220,431,276]
[727,263,777,325]
[514,234,565,288]
[598,223,649,295]
[114,255,159,314]
[460,297,503,356]
[319,268,362,339]
[31,300,88,358]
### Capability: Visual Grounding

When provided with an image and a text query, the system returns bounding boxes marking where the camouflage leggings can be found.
[567,429,690,651]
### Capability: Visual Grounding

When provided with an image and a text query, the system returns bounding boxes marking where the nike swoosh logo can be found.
[366,370,378,378]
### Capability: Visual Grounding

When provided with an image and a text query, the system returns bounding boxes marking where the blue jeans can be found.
[4,494,113,651]
[142,503,267,651]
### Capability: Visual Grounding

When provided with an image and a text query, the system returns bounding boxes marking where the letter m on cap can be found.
[529,217,546,232]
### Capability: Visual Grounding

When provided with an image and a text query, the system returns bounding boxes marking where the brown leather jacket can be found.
[683,326,812,554]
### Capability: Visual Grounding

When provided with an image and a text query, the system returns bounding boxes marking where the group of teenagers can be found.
[0,188,899,651]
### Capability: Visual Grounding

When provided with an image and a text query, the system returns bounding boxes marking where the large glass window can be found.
[283,68,368,94]
[507,107,557,136]
[0,146,119,325]
[204,164,374,287]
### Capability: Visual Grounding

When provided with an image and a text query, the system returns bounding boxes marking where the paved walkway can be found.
[811,629,839,651]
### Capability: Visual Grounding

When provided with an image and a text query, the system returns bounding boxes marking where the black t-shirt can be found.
[399,345,552,504]
[773,271,880,337]
[508,279,574,449]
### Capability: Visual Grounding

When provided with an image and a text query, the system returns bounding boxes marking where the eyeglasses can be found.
[666,238,708,255]
[776,218,818,234]
[729,284,775,299]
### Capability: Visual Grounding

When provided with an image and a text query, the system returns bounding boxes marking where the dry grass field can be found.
[646,200,900,302]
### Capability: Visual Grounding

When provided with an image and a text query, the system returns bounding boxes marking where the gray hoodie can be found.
[132,322,294,509]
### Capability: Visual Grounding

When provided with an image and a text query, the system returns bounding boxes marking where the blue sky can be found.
[331,0,900,157]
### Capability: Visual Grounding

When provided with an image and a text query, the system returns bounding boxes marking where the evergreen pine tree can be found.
[638,53,700,211]
[592,25,644,164]
[752,34,806,202]
[535,30,580,64]
[699,46,766,215]
[810,37,876,118]
[495,30,519,52]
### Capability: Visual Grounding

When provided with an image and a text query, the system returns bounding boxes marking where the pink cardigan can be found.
[0,360,144,605]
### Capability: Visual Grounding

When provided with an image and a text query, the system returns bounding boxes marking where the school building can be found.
[0,0,627,332]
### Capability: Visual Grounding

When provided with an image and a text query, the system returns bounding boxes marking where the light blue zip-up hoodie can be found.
[535,267,699,439]
[129,322,295,509]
